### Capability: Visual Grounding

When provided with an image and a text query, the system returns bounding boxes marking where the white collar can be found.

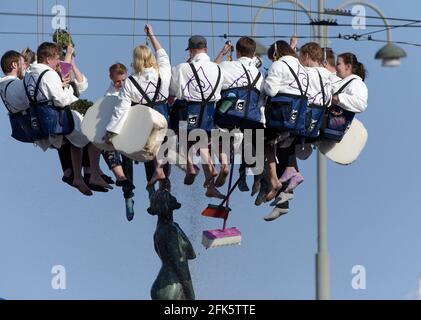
[192,52,210,63]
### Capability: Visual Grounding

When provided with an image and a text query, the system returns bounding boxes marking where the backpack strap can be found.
[334,78,355,96]
[282,61,309,97]
[0,79,16,113]
[317,70,326,107]
[24,69,50,105]
[241,64,261,118]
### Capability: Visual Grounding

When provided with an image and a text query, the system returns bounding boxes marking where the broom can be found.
[201,162,244,249]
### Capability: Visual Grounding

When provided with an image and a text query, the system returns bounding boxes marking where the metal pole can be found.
[316,0,331,301]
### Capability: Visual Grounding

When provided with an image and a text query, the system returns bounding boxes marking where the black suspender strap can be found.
[241,64,261,118]
[189,63,221,128]
[128,75,152,105]
[282,61,309,97]
[24,69,50,105]
[189,63,221,105]
[1,79,16,113]
[334,78,355,96]
[128,76,164,106]
[317,70,326,107]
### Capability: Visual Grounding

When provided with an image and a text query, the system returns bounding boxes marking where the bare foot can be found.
[147,168,166,186]
[89,175,113,189]
[72,178,93,196]
[184,165,199,185]
[203,170,219,188]
[205,186,225,199]
[214,166,229,188]
[266,180,282,202]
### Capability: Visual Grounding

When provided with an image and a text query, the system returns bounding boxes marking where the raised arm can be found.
[145,24,162,51]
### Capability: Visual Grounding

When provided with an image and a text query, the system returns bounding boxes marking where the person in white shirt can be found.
[332,52,368,114]
[169,35,225,199]
[24,42,111,196]
[214,36,264,191]
[105,24,171,192]
[263,40,309,202]
[0,50,29,114]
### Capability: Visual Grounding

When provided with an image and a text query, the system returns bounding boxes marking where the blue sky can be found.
[1,0,421,300]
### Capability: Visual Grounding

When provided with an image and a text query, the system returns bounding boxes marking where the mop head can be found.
[202,227,242,249]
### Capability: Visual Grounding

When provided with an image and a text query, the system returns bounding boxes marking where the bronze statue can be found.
[148,189,196,300]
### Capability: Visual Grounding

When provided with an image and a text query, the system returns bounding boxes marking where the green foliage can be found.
[70,99,93,116]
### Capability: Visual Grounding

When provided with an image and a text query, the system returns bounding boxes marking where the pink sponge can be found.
[202,227,242,249]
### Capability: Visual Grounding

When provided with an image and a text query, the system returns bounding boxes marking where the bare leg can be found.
[87,144,112,189]
[265,144,282,201]
[70,145,92,196]
[184,142,199,185]
[214,148,229,188]
[147,158,166,186]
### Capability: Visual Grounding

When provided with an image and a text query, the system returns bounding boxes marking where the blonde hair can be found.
[132,45,159,74]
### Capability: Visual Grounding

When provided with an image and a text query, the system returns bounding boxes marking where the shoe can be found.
[83,175,109,192]
[62,174,74,187]
[279,167,298,183]
[237,175,250,192]
[270,192,294,207]
[101,174,115,185]
[286,172,304,192]
[125,198,135,222]
[116,179,135,189]
[264,201,289,221]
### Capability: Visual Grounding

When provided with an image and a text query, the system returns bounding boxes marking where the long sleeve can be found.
[106,80,136,134]
[337,80,368,113]
[41,70,77,107]
[73,74,89,94]
[156,48,171,82]
[169,65,182,98]
[264,61,283,97]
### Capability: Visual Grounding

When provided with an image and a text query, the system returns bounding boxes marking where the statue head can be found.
[147,189,181,217]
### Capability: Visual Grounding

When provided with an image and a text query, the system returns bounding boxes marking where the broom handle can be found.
[219,168,246,208]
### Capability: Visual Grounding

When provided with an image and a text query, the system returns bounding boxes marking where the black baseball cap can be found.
[185,35,207,51]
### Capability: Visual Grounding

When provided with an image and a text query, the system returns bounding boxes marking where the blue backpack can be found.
[215,65,263,130]
[24,69,75,138]
[303,70,328,138]
[0,79,40,143]
[128,75,170,125]
[320,78,356,142]
[171,63,221,133]
[265,61,309,135]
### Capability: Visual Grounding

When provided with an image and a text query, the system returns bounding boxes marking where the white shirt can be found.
[73,74,88,95]
[307,67,332,106]
[263,55,309,97]
[24,63,80,150]
[0,75,30,113]
[106,48,171,134]
[24,63,78,107]
[219,56,263,91]
[169,52,224,102]
[332,74,368,113]
[105,82,121,97]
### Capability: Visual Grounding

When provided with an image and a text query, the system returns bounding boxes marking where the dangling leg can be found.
[70,145,92,196]
[214,144,229,188]
[284,143,304,192]
[184,141,199,185]
[58,143,73,186]
[265,142,283,202]
[87,144,112,189]
[201,147,224,199]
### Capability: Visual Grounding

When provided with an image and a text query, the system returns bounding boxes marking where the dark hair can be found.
[300,42,323,63]
[1,50,21,74]
[236,36,256,58]
[109,63,128,75]
[267,40,296,61]
[322,47,335,67]
[338,52,367,81]
[37,42,59,64]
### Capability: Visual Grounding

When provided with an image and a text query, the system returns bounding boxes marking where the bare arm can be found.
[145,24,162,51]
[214,42,233,64]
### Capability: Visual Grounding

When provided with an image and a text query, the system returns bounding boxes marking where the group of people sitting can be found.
[0,24,368,222]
